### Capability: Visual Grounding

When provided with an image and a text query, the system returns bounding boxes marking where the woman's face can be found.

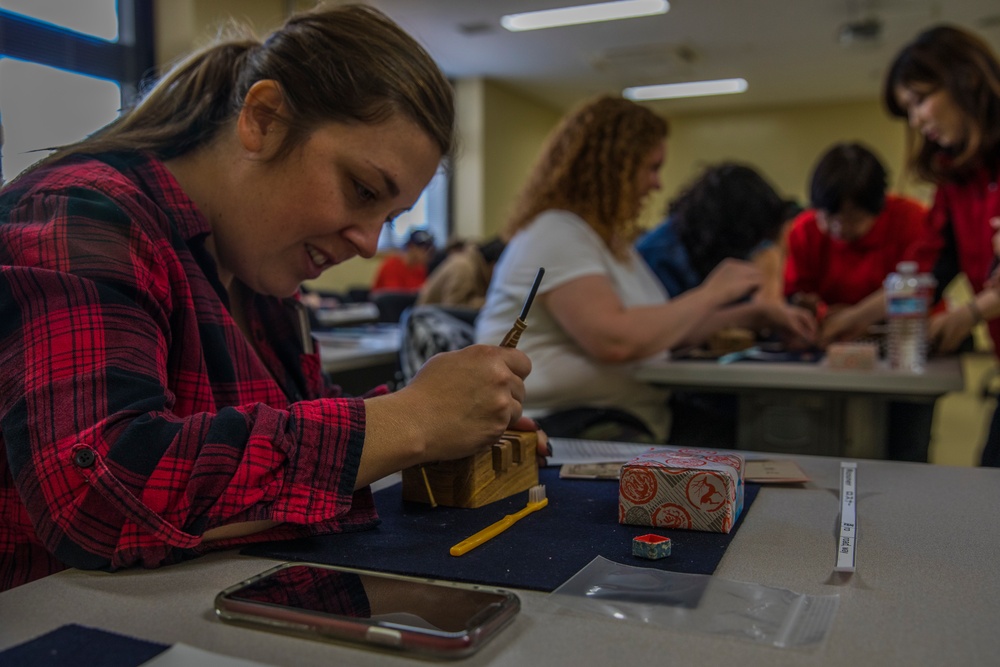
[217,114,441,298]
[893,83,970,149]
[635,141,665,202]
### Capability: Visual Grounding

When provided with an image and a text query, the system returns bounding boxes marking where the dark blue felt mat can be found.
[242,467,760,592]
[0,624,167,667]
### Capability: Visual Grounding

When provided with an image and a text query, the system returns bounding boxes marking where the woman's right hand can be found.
[700,258,764,306]
[402,345,530,458]
[359,345,530,486]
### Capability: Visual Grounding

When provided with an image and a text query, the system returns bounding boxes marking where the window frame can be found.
[0,1,153,183]
[0,1,154,103]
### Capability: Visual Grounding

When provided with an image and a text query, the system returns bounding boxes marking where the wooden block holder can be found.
[401,430,538,508]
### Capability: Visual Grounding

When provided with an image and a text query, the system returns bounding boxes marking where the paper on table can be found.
[547,438,657,466]
[744,459,810,483]
[559,461,626,480]
[549,437,809,484]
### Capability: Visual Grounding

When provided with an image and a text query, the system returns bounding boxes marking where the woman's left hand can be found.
[511,416,550,464]
[763,302,818,346]
[818,305,871,346]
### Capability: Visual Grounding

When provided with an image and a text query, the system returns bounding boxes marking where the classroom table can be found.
[315,324,401,394]
[316,324,401,373]
[313,302,380,328]
[636,355,965,459]
[2,454,998,666]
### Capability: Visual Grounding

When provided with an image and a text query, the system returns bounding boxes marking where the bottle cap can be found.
[896,261,918,273]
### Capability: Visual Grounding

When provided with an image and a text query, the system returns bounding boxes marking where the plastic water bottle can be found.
[884,261,932,372]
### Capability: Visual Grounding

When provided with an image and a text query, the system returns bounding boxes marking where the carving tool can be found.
[450,484,547,556]
[500,267,544,348]
[421,268,543,507]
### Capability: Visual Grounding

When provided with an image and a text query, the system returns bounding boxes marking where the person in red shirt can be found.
[371,228,435,293]
[885,25,1000,466]
[784,142,933,345]
[784,142,937,461]
[0,5,542,591]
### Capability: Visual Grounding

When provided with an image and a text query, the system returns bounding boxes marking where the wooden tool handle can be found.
[500,319,527,348]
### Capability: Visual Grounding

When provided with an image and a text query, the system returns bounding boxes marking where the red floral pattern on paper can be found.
[663,456,706,469]
[652,503,691,529]
[621,468,658,504]
[676,448,716,456]
[705,454,743,472]
[686,472,727,512]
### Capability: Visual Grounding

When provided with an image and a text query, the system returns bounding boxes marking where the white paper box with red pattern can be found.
[618,448,745,534]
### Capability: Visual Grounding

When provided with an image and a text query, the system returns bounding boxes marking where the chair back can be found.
[398,305,477,384]
[372,291,418,323]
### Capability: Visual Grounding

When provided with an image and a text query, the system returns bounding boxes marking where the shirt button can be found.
[73,448,96,468]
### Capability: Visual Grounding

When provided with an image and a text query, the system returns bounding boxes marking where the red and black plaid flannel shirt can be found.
[0,152,379,591]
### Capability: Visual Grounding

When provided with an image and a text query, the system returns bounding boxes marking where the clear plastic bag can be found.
[550,557,839,649]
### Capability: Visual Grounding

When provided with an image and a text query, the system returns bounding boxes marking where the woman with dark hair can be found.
[783,142,933,345]
[476,97,814,442]
[885,25,1000,466]
[635,162,816,446]
[0,5,538,590]
[637,161,794,305]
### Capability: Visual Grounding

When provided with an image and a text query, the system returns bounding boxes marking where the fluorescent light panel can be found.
[502,0,669,32]
[624,78,748,100]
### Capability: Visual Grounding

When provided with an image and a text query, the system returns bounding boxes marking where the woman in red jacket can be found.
[885,25,1000,466]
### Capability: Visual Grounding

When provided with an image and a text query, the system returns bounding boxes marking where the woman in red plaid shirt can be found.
[0,5,539,590]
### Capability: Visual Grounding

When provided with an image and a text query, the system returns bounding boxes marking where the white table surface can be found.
[636,354,964,396]
[315,325,401,373]
[2,454,998,666]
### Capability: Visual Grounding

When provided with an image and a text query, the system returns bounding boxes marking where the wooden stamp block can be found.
[401,430,539,508]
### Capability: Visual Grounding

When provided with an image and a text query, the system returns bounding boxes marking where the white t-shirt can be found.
[476,210,672,441]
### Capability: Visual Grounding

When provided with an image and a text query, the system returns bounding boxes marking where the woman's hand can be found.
[929,308,975,354]
[812,289,887,347]
[986,217,1000,291]
[759,302,818,347]
[700,258,764,306]
[359,345,531,486]
[818,307,868,346]
[789,292,823,316]
[400,344,530,459]
[511,415,550,462]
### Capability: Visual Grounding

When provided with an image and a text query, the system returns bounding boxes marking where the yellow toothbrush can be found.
[449,485,548,556]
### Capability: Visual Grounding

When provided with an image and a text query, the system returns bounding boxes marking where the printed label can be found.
[886,296,927,317]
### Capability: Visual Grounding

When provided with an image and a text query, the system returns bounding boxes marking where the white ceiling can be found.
[368,0,1000,115]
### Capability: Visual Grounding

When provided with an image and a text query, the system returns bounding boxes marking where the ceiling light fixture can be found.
[624,78,748,101]
[501,0,669,32]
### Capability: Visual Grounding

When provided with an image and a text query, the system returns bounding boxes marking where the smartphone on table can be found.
[214,562,520,659]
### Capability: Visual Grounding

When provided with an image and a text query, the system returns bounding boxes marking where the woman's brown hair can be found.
[883,24,1000,183]
[504,95,668,259]
[39,4,454,167]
